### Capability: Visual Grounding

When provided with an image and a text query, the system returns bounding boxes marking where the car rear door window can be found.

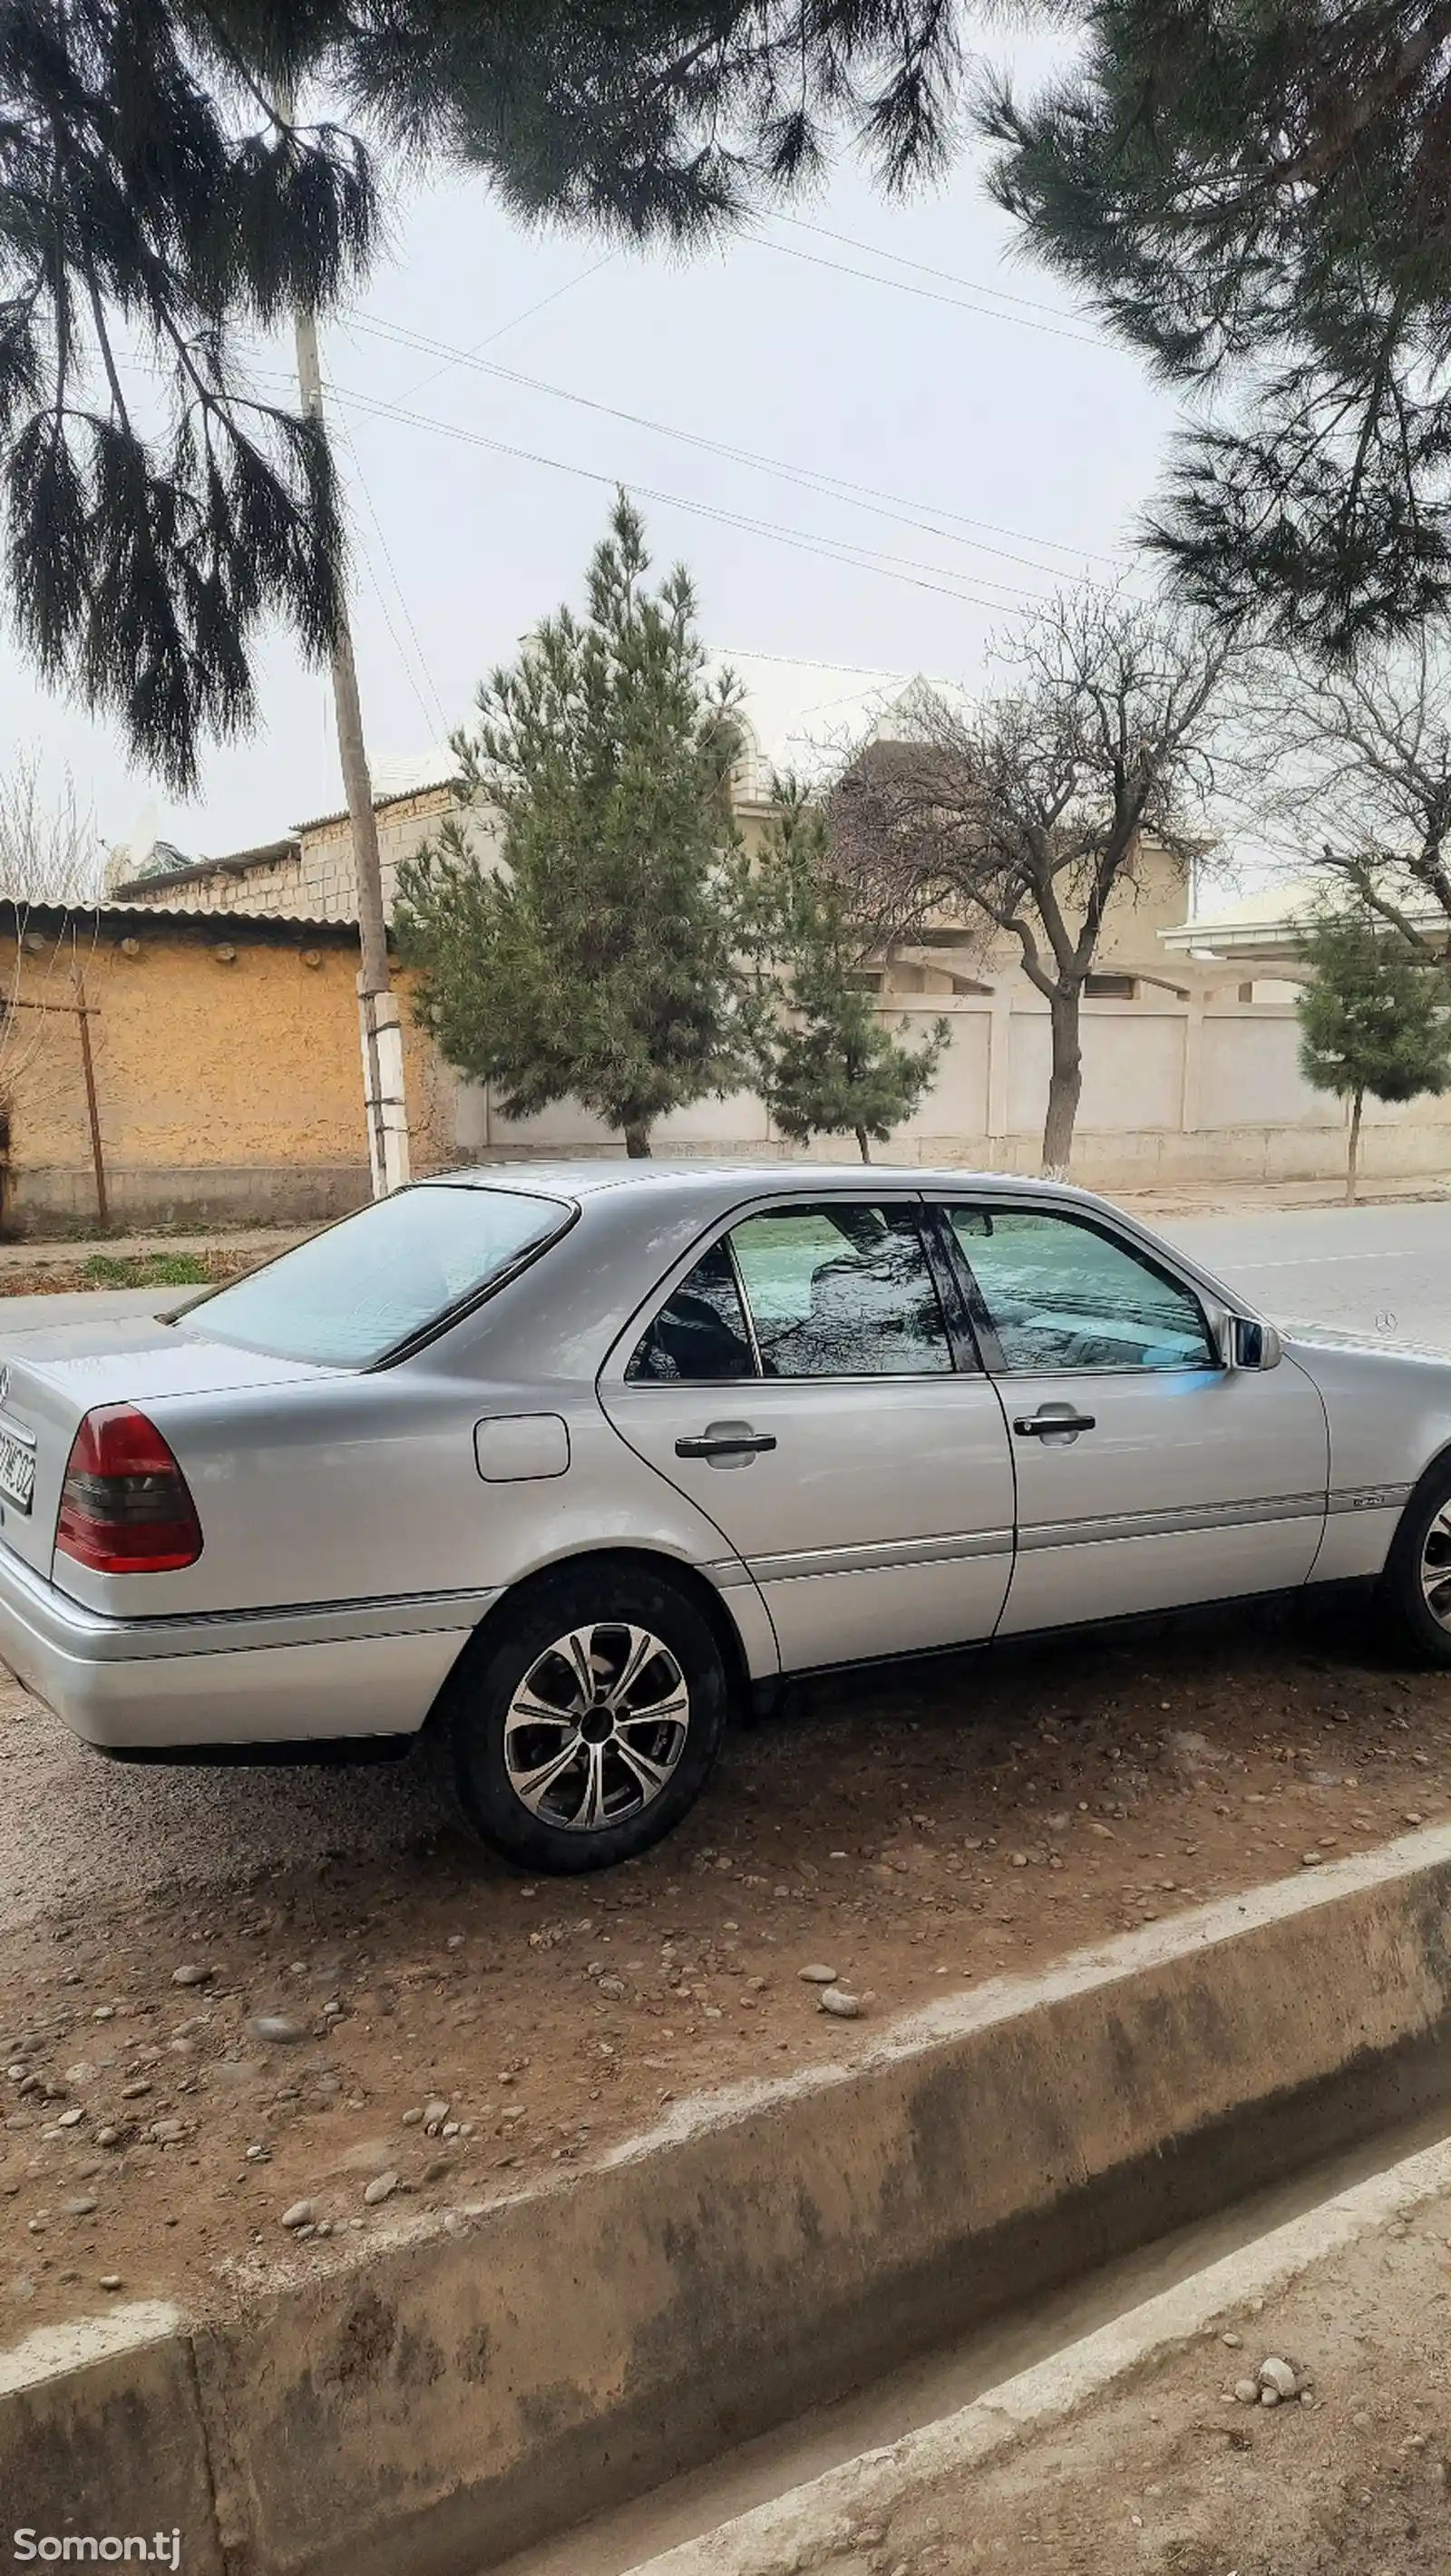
[947,1207,1215,1373]
[625,1240,755,1382]
[730,1204,952,1378]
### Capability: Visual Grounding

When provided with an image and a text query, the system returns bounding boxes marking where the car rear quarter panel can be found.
[54,1371,778,1669]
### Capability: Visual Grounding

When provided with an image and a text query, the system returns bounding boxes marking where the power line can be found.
[742,234,1105,348]
[709,647,917,681]
[386,252,618,403]
[320,376,1047,617]
[765,212,1092,325]
[331,416,451,738]
[343,310,1122,585]
[141,333,1127,646]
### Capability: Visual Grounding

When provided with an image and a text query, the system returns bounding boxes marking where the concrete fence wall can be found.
[458,988,1451,1191]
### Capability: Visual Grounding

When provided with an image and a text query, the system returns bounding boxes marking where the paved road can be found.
[1163,1199,1451,1355]
[0,1284,193,1336]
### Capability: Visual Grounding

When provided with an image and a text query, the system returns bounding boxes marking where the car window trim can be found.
[725,1232,765,1377]
[609,1191,964,1388]
[934,1198,1223,1381]
[622,1232,761,1388]
[921,1205,999,1374]
[919,1205,990,1375]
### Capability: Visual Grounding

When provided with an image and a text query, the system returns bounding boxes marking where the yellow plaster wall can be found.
[0,929,371,1172]
[0,924,456,1233]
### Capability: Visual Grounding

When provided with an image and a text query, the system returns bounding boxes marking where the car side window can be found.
[947,1207,1217,1374]
[625,1239,756,1383]
[729,1204,952,1378]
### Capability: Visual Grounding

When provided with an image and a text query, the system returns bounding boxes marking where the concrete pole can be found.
[291,305,411,1197]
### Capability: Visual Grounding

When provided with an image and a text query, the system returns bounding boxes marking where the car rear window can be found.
[175,1184,570,1367]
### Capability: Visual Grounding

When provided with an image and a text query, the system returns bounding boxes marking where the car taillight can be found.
[55,1405,202,1573]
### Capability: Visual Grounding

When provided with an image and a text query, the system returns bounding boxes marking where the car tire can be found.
[450,1561,728,1872]
[1380,1456,1451,1667]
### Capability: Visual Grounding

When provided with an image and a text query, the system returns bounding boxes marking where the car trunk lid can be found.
[0,1319,337,1580]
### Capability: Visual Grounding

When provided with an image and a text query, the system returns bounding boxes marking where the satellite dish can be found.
[133,838,195,880]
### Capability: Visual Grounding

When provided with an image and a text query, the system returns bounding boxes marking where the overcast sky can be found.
[0,29,1188,870]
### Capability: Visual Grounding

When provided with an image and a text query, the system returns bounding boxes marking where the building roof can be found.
[1161,875,1451,961]
[110,837,300,901]
[0,899,359,945]
[279,663,948,837]
[708,651,971,802]
[288,750,459,838]
[112,654,972,891]
[112,761,457,896]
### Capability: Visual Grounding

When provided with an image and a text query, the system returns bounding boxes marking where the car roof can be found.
[422,1158,1083,1205]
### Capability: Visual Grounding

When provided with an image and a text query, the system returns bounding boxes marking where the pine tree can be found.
[736,785,947,1162]
[394,495,744,1158]
[0,3,958,788]
[1297,906,1451,1201]
[982,6,1451,652]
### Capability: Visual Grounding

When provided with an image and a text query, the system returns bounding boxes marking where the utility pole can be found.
[291,299,411,1196]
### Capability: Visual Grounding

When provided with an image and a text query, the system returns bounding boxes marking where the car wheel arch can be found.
[424,1545,755,1735]
[1379,1437,1451,1552]
[1376,1439,1451,1665]
[1391,1438,1451,1538]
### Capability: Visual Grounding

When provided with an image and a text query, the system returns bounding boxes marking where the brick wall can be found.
[120,786,502,925]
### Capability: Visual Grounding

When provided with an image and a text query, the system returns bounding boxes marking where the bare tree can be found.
[828,590,1233,1173]
[0,757,105,907]
[1261,638,1451,969]
[0,763,107,1201]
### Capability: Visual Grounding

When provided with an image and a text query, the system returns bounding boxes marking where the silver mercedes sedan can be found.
[0,1162,1446,1872]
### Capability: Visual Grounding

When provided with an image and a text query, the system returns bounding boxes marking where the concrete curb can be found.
[623,2130,1451,2575]
[8,1823,1451,2575]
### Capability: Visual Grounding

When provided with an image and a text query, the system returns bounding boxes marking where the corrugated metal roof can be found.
[0,899,359,940]
[110,838,300,899]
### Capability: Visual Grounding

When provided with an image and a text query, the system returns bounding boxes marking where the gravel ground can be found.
[4,1588,1451,2337]
[0,1678,454,1931]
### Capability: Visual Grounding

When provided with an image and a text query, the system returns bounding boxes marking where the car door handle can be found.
[675,1427,778,1461]
[1012,1409,1097,1438]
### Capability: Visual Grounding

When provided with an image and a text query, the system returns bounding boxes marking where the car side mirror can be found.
[1232,1317,1282,1371]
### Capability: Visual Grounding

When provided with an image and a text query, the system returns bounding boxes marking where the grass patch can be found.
[81,1252,211,1288]
[0,1247,258,1298]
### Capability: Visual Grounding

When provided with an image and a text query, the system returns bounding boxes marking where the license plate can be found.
[0,1428,35,1514]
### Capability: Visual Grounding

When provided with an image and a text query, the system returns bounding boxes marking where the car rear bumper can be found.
[0,1540,491,1750]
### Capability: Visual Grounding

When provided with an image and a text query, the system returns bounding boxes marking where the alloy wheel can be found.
[1421,1502,1451,1633]
[503,1621,691,1832]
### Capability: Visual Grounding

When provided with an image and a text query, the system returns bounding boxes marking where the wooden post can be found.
[274,73,409,1196]
[292,305,411,1199]
[73,970,109,1232]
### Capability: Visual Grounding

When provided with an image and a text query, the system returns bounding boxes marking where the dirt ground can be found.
[0,1248,258,1297]
[857,2188,1451,2575]
[3,1589,1451,2338]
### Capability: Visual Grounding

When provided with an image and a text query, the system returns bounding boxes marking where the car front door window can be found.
[948,1208,1216,1374]
[935,1200,1327,1634]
